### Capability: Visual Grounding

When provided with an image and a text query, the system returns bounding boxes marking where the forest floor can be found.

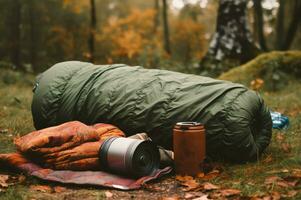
[0,67,300,200]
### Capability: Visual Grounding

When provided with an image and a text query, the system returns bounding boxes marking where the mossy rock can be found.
[218,51,301,91]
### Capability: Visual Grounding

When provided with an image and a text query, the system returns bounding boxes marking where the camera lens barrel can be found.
[99,137,160,178]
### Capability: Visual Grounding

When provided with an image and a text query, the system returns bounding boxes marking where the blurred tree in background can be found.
[0,0,300,74]
[200,0,260,76]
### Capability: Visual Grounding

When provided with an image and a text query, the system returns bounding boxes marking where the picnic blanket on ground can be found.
[0,121,171,190]
[31,61,272,162]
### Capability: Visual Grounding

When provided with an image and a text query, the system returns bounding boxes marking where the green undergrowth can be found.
[219,51,301,91]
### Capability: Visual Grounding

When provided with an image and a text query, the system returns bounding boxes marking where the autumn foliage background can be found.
[0,0,210,73]
[1,0,300,74]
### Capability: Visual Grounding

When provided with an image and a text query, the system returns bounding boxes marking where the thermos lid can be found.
[175,122,204,130]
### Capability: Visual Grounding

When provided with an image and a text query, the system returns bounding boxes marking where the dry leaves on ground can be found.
[267,169,289,174]
[292,168,301,178]
[265,176,299,188]
[281,143,291,153]
[191,194,210,200]
[175,174,242,199]
[53,186,67,193]
[200,170,220,180]
[219,189,241,197]
[30,185,70,194]
[0,174,9,188]
[184,191,206,199]
[181,180,200,191]
[161,196,180,200]
[30,185,53,193]
[176,175,202,191]
[250,191,281,200]
[262,154,273,164]
[105,191,113,198]
[209,188,241,199]
[0,174,26,191]
[275,133,284,142]
[250,78,264,91]
[203,182,219,191]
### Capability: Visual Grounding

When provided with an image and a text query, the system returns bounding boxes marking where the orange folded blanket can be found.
[0,121,172,189]
[2,121,125,170]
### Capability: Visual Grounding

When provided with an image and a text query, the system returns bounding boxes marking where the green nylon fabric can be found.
[32,61,272,162]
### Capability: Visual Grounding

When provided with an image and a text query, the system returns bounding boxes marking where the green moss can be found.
[219,51,301,91]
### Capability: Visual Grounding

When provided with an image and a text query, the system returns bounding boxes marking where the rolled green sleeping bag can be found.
[31,61,272,162]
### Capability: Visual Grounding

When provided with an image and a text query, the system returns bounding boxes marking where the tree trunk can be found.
[153,0,160,33]
[276,0,285,50]
[29,0,37,72]
[200,0,259,77]
[8,0,21,69]
[281,0,301,50]
[253,0,267,51]
[89,0,96,63]
[162,0,171,54]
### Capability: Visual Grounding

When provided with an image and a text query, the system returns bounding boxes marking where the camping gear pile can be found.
[0,121,171,189]
[31,61,272,162]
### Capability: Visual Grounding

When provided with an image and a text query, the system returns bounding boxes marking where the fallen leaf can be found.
[161,196,179,200]
[18,175,26,183]
[192,194,209,200]
[202,170,220,180]
[267,169,289,174]
[265,176,298,188]
[247,181,255,186]
[176,175,201,191]
[270,191,281,200]
[250,78,264,91]
[220,189,241,197]
[264,176,282,185]
[275,134,284,142]
[182,179,201,191]
[105,191,113,198]
[275,180,296,188]
[262,154,273,163]
[184,192,206,199]
[196,172,205,178]
[176,175,193,182]
[0,174,9,188]
[281,143,291,153]
[282,190,298,198]
[184,193,195,199]
[53,186,67,193]
[209,192,221,199]
[30,185,52,193]
[292,169,301,178]
[203,182,219,191]
[142,184,162,192]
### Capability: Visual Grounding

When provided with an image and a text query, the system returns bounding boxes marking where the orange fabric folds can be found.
[1,121,125,171]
